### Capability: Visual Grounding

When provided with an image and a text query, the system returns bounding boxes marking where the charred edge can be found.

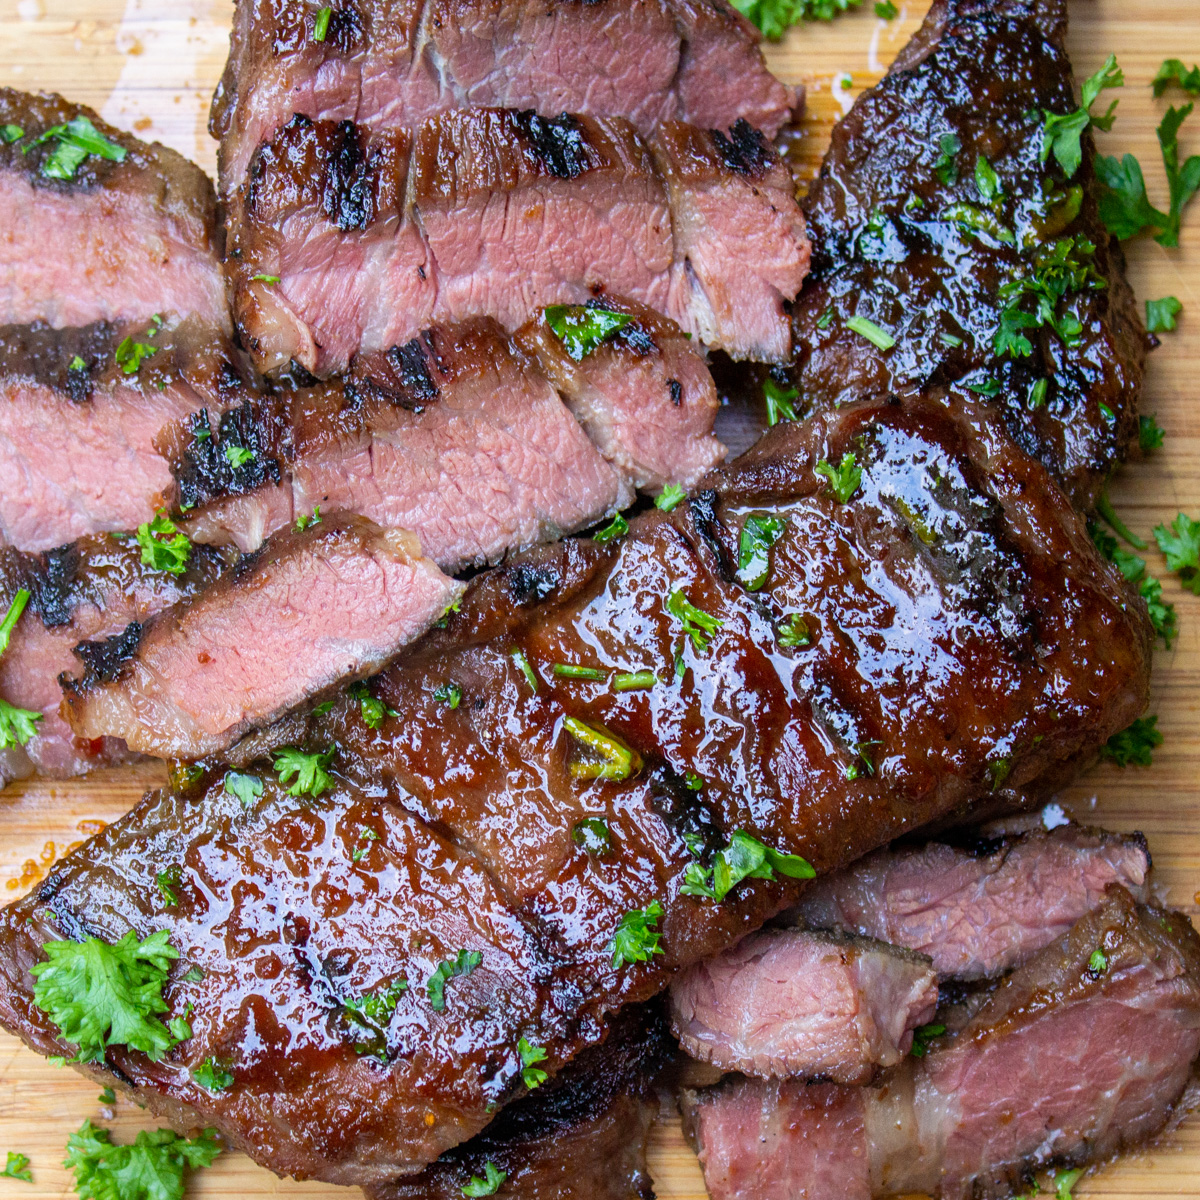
[509,110,598,180]
[610,323,659,358]
[323,119,375,232]
[174,400,282,509]
[323,4,366,53]
[66,621,144,689]
[688,490,738,583]
[507,564,561,607]
[346,338,441,412]
[648,764,726,862]
[33,542,87,629]
[807,670,882,779]
[668,379,683,406]
[709,119,774,179]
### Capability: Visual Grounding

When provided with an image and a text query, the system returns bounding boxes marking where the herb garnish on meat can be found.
[136,512,191,576]
[681,831,814,902]
[273,746,335,797]
[24,115,126,180]
[1102,716,1163,767]
[610,902,665,968]
[461,1162,506,1197]
[0,591,41,748]
[737,515,787,591]
[815,453,862,504]
[518,1037,549,1089]
[427,950,482,1012]
[544,305,632,360]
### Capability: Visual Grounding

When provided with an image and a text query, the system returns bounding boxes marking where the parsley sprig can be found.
[610,901,665,969]
[1154,512,1200,593]
[65,1120,220,1200]
[545,305,632,360]
[681,831,814,903]
[731,0,859,38]
[1090,523,1176,647]
[737,515,787,591]
[462,1162,507,1197]
[273,745,335,798]
[518,1037,549,1089]
[0,1152,31,1182]
[427,949,482,1012]
[136,511,191,576]
[666,588,723,653]
[1041,54,1123,178]
[1102,715,1163,767]
[815,453,862,504]
[25,115,126,181]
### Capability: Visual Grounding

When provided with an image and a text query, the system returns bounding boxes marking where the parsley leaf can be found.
[350,682,386,729]
[30,930,182,1064]
[0,1152,31,1181]
[681,831,814,903]
[113,337,157,376]
[1154,512,1200,592]
[610,901,665,969]
[593,513,629,544]
[737,514,787,591]
[815,452,862,504]
[845,315,895,350]
[731,0,859,38]
[1153,59,1200,97]
[343,975,407,1033]
[434,682,462,709]
[136,511,191,576]
[974,154,1005,204]
[655,484,687,512]
[518,1037,549,1089]
[224,444,255,468]
[64,1120,220,1200]
[994,234,1101,358]
[0,590,41,747]
[933,132,961,185]
[564,717,642,782]
[764,376,798,426]
[461,1162,507,1197]
[192,1058,233,1092]
[1,125,24,145]
[427,949,482,1012]
[1090,522,1176,646]
[909,1022,946,1058]
[777,613,811,647]
[545,305,632,360]
[572,817,612,855]
[874,0,897,17]
[223,770,262,809]
[156,867,182,908]
[1146,296,1182,333]
[1102,715,1162,767]
[273,745,335,798]
[295,505,322,532]
[1054,1169,1085,1200]
[1042,54,1123,178]
[1088,947,1109,974]
[27,115,127,181]
[312,5,332,41]
[1140,414,1166,453]
[666,588,723,653]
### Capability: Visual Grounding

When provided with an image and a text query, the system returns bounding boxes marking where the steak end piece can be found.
[59,512,462,760]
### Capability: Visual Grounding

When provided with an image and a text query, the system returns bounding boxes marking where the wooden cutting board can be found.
[0,0,1198,1195]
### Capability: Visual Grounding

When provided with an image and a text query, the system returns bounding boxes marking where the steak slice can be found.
[788,0,1147,507]
[225,110,808,376]
[211,0,793,199]
[0,535,231,780]
[367,1003,670,1200]
[682,887,1200,1200]
[58,513,461,760]
[0,396,1150,1183]
[0,89,227,331]
[173,318,633,566]
[0,317,259,553]
[670,929,938,1084]
[794,822,1152,979]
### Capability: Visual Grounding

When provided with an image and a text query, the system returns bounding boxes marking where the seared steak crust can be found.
[0,89,227,331]
[211,0,793,198]
[0,395,1150,1183]
[789,0,1146,507]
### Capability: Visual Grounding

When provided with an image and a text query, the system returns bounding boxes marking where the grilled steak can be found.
[795,822,1152,979]
[211,0,793,199]
[0,535,230,780]
[367,1003,670,1200]
[682,887,1200,1200]
[0,90,227,331]
[788,0,1147,507]
[225,109,808,375]
[0,317,258,553]
[670,929,938,1083]
[0,394,1150,1183]
[59,514,460,760]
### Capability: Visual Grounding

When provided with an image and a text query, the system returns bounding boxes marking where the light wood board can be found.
[0,0,1199,1195]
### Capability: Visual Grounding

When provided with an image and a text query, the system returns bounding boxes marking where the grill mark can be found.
[508,110,599,180]
[345,337,442,412]
[687,490,738,583]
[173,399,283,511]
[647,763,726,862]
[66,622,144,689]
[323,120,375,231]
[709,119,774,179]
[34,543,85,629]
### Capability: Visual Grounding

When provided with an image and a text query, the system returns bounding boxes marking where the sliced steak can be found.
[367,1003,670,1200]
[788,0,1147,507]
[173,318,633,566]
[211,0,793,199]
[0,89,227,331]
[683,887,1200,1200]
[0,535,231,779]
[224,110,808,376]
[670,929,937,1083]
[795,823,1152,980]
[0,317,258,553]
[59,513,461,760]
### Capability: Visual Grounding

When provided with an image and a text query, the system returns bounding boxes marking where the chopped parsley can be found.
[1090,523,1176,647]
[874,0,897,17]
[942,201,1015,246]
[909,1022,946,1058]
[544,304,632,360]
[1054,1169,1085,1200]
[845,315,895,350]
[461,1162,507,1197]
[351,827,380,863]
[1,125,24,144]
[593,513,629,544]
[777,612,811,647]
[273,745,335,798]
[1154,512,1200,593]
[224,770,263,809]
[612,669,656,691]
[136,511,191,576]
[64,1120,220,1200]
[933,132,962,185]
[974,155,1005,205]
[554,663,607,682]
[0,591,41,748]
[965,377,1002,397]
[156,867,182,908]
[655,484,687,512]
[573,817,612,855]
[224,444,255,468]
[1146,295,1183,333]
[1028,378,1049,409]
[0,1152,31,1182]
[351,682,386,729]
[815,452,862,503]
[511,647,539,691]
[1088,947,1109,974]
[1101,715,1162,767]
[312,5,332,41]
[764,376,799,425]
[731,0,860,39]
[681,831,814,903]
[518,1037,549,1089]
[69,354,87,372]
[610,901,665,969]
[427,949,482,1012]
[1153,59,1200,97]
[845,739,881,780]
[737,514,787,591]
[344,976,407,1030]
[98,1087,116,1104]
[26,115,127,181]
[434,682,462,709]
[1041,54,1122,178]
[192,1058,233,1093]
[564,717,642,782]
[1140,414,1165,452]
[295,505,322,532]
[251,273,281,284]
[31,930,183,1064]
[666,587,723,653]
[113,336,157,376]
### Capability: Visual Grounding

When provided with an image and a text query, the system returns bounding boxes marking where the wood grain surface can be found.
[0,0,1198,1195]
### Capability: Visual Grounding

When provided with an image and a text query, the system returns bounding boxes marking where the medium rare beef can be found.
[787,0,1146,508]
[0,535,230,780]
[210,0,793,198]
[172,318,633,564]
[0,90,227,331]
[224,110,808,375]
[0,394,1147,1183]
[682,887,1200,1200]
[670,929,937,1083]
[0,317,258,553]
[59,513,461,760]
[367,1003,670,1200]
[795,823,1152,979]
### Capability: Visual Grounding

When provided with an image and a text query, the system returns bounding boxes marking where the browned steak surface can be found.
[368,1004,670,1200]
[0,535,231,781]
[682,887,1200,1200]
[59,513,461,760]
[788,0,1146,508]
[211,0,793,199]
[0,90,227,331]
[794,822,1152,979]
[0,316,258,552]
[670,928,937,1083]
[0,394,1150,1183]
[224,109,808,375]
